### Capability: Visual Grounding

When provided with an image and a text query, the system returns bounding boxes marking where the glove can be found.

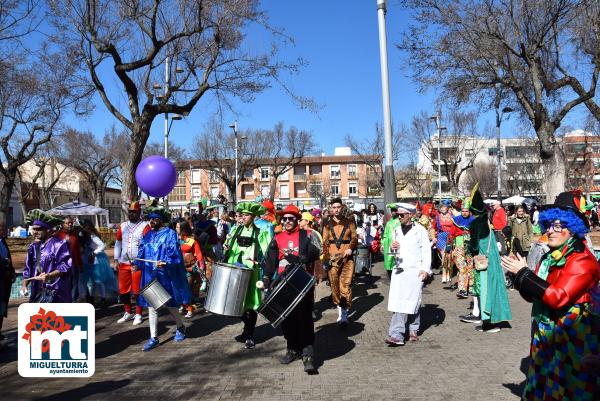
[261,276,271,290]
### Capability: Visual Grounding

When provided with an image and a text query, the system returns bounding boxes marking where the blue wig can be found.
[538,207,589,238]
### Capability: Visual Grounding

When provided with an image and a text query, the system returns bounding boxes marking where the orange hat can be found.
[277,204,302,219]
[262,199,275,212]
[128,201,141,211]
[415,201,422,211]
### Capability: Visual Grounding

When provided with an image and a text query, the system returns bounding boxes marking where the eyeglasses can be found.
[545,222,565,233]
[281,217,297,222]
[398,213,408,218]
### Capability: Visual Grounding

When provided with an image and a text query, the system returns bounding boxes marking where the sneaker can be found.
[117,312,134,323]
[184,310,194,318]
[337,307,349,327]
[234,333,247,343]
[456,290,468,299]
[477,324,501,333]
[244,339,255,349]
[174,327,186,342]
[302,356,318,375]
[459,313,482,324]
[178,306,185,314]
[385,336,405,346]
[279,349,300,365]
[142,337,159,351]
[132,314,143,326]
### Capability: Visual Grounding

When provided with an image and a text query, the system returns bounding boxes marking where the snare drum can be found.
[139,279,173,310]
[258,264,315,328]
[204,262,253,317]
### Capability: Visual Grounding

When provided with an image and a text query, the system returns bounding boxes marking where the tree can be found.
[143,141,188,163]
[344,123,401,194]
[49,0,312,205]
[410,110,485,195]
[396,161,432,202]
[63,128,122,207]
[0,2,89,223]
[258,122,316,200]
[192,121,262,203]
[462,161,498,199]
[400,0,600,202]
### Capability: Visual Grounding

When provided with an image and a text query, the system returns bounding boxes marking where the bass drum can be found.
[204,262,253,317]
[258,264,315,328]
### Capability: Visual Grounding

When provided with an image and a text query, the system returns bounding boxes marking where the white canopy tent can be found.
[502,195,538,206]
[47,201,110,227]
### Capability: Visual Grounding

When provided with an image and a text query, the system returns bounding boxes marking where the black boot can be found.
[302,345,317,374]
[279,349,300,364]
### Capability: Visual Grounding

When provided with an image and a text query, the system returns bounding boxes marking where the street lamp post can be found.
[229,121,246,206]
[495,104,513,201]
[376,0,396,220]
[430,114,446,200]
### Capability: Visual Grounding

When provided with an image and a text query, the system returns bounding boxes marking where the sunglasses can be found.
[398,213,408,218]
[281,216,297,222]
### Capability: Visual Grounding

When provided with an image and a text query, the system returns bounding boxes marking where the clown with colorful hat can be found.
[501,190,600,399]
[113,200,151,326]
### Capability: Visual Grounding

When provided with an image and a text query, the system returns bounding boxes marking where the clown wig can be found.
[538,207,589,238]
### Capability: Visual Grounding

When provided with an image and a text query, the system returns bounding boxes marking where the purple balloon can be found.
[135,156,177,197]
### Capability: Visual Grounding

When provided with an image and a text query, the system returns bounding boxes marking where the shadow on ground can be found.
[34,379,131,401]
[502,355,529,397]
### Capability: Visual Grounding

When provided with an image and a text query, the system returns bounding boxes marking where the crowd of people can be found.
[1,187,599,397]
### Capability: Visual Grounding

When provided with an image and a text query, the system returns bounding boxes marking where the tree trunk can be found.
[269,175,278,201]
[537,124,565,204]
[0,172,16,225]
[121,121,152,209]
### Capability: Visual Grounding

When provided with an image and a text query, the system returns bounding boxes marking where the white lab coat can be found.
[387,223,432,314]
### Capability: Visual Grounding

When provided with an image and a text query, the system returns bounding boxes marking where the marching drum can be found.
[205,262,253,317]
[140,279,173,310]
[258,264,315,328]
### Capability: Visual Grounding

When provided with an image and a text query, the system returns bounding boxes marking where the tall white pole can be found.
[164,57,170,159]
[233,121,238,205]
[436,115,442,198]
[377,0,396,217]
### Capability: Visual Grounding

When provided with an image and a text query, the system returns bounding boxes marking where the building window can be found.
[465,149,474,158]
[191,186,201,199]
[331,183,340,195]
[242,184,254,199]
[176,171,186,186]
[168,186,186,202]
[279,169,289,181]
[309,165,322,175]
[208,170,220,183]
[191,169,201,183]
[348,182,358,196]
[348,164,357,178]
[280,184,289,199]
[261,167,270,180]
[330,165,340,179]
[209,186,219,198]
[261,185,270,197]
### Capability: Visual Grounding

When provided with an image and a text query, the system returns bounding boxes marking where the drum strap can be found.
[329,219,350,249]
[227,225,261,264]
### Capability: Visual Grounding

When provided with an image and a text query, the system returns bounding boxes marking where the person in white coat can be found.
[385,203,432,346]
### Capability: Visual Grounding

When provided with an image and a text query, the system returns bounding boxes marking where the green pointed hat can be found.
[468,183,486,215]
[143,199,172,221]
[236,202,265,217]
[25,209,63,229]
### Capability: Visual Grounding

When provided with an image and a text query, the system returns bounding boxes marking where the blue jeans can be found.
[388,310,420,338]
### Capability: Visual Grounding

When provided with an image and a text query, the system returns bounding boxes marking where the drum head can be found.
[213,262,253,271]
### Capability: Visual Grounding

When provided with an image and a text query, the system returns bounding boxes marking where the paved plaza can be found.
[0,262,532,401]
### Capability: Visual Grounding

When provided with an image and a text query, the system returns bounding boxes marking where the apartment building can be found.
[169,147,383,211]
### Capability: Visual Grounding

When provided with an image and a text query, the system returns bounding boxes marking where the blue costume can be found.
[136,227,191,308]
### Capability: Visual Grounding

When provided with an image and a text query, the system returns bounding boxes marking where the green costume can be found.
[382,216,401,271]
[224,202,272,311]
[468,185,512,324]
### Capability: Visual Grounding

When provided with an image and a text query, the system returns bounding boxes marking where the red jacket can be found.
[536,247,600,309]
[55,230,83,269]
[492,207,507,231]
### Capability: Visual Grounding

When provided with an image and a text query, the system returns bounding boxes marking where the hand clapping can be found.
[500,253,527,274]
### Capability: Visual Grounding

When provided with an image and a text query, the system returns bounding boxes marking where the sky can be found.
[67,0,590,162]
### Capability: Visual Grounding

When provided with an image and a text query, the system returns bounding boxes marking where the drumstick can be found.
[135,258,163,264]
[256,280,265,289]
